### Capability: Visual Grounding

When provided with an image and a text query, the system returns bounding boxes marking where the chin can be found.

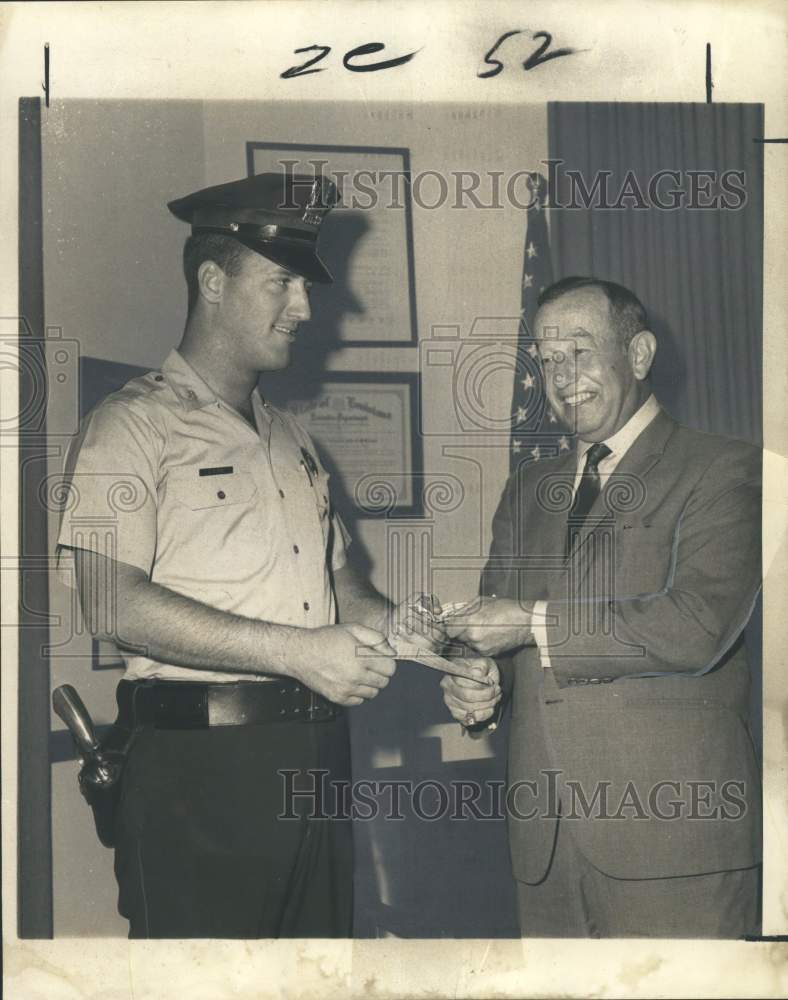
[260,352,291,372]
[567,400,608,437]
[574,414,609,438]
[555,409,593,437]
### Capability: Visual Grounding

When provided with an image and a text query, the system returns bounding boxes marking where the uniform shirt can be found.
[532,394,661,666]
[56,349,349,683]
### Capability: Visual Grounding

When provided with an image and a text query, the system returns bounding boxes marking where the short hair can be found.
[182,233,252,313]
[537,276,648,349]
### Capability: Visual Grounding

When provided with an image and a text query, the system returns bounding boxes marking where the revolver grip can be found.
[52,684,100,757]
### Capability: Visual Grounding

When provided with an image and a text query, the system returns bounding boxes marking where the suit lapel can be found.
[519,450,576,602]
[569,410,677,593]
[603,409,675,493]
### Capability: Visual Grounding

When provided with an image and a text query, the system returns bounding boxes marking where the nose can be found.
[287,280,311,322]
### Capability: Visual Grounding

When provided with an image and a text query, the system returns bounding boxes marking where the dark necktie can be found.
[566,442,612,556]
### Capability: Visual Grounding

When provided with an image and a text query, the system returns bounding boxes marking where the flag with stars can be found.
[509,172,554,471]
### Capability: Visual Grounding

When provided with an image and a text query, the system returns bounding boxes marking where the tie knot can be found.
[585,442,612,471]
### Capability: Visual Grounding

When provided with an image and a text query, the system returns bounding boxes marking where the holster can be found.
[78,723,134,849]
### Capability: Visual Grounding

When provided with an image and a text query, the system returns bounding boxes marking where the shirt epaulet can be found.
[106,371,177,411]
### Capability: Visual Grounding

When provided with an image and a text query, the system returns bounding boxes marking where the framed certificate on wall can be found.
[285,372,422,517]
[247,141,417,347]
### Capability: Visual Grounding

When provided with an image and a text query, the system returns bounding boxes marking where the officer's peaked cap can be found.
[168,172,340,284]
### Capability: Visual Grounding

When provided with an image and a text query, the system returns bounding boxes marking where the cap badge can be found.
[302,180,324,227]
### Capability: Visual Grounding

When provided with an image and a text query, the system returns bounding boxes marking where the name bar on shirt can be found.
[199,466,234,477]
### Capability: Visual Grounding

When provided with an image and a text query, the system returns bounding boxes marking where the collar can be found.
[576,393,661,464]
[160,349,265,413]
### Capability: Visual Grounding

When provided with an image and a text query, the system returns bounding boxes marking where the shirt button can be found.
[187,389,196,399]
[303,601,310,612]
[154,374,164,382]
[217,490,226,500]
[279,489,285,498]
[293,545,299,554]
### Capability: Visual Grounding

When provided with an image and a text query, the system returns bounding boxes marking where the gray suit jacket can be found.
[482,410,762,882]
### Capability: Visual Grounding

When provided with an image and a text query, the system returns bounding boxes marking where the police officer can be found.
[56,172,438,938]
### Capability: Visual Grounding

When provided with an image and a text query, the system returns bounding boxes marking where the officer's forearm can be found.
[118,580,306,677]
[75,548,309,678]
[332,563,391,632]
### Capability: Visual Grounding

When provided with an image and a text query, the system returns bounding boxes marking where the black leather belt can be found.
[116,679,340,730]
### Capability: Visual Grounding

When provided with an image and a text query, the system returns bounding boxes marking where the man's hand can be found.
[291,623,397,707]
[440,656,502,725]
[443,597,534,656]
[384,593,449,655]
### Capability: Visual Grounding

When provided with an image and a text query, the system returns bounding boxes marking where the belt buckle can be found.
[306,689,320,721]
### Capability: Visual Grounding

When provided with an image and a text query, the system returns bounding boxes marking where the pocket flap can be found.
[167,470,257,511]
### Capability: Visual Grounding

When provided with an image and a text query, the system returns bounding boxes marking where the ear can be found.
[629,330,657,380]
[197,260,225,306]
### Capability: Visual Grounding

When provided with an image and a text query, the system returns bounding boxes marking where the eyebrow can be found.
[556,328,593,339]
[265,266,309,284]
[539,330,595,349]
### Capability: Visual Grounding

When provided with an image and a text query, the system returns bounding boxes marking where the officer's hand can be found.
[443,597,533,657]
[440,656,502,725]
[294,624,397,707]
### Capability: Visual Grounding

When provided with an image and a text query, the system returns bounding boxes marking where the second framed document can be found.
[285,372,422,518]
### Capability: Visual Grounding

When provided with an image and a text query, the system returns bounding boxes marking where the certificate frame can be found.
[246,140,418,347]
[285,370,423,518]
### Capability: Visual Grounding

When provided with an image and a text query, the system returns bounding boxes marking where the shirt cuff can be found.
[531,600,552,669]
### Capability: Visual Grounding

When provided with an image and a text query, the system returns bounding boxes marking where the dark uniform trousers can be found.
[113,707,353,938]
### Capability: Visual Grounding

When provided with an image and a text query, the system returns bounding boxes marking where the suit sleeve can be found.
[543,442,762,683]
[479,473,518,704]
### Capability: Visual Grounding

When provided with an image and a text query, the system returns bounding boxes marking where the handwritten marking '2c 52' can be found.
[281,42,419,79]
[280,33,579,81]
[479,29,581,79]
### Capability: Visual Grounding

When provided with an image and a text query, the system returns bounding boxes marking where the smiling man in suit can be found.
[442,276,762,938]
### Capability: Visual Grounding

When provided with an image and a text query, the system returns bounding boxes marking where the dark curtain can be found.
[547,102,763,444]
[547,102,764,757]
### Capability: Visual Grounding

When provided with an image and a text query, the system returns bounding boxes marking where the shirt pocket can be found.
[166,469,258,511]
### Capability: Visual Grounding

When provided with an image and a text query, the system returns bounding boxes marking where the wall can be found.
[42,99,547,934]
